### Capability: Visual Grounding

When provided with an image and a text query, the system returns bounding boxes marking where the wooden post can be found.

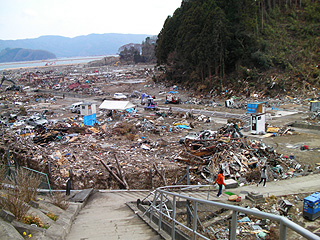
[153,163,167,185]
[114,154,129,189]
[95,156,127,189]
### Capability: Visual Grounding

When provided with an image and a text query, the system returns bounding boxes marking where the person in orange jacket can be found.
[214,169,226,197]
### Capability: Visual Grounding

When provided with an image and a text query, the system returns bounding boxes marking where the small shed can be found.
[247,102,267,114]
[247,102,267,135]
[80,102,96,116]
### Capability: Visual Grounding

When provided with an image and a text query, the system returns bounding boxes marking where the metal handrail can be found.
[22,166,52,195]
[144,185,320,240]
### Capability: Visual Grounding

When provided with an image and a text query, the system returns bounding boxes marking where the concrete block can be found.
[12,220,46,239]
[29,200,39,208]
[0,219,24,240]
[0,209,15,223]
[248,192,264,199]
[246,192,265,203]
[225,179,239,189]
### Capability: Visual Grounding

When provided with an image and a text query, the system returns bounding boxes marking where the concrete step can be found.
[66,191,161,240]
[113,191,149,200]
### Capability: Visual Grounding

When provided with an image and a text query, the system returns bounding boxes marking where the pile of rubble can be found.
[0,63,318,191]
[175,123,307,185]
[2,64,155,97]
[0,107,188,189]
[0,104,311,191]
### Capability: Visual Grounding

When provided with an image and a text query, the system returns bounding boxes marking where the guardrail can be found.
[141,185,319,240]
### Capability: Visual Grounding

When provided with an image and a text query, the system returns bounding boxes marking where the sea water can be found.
[0,56,108,71]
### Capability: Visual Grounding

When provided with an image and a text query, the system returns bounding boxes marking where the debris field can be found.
[0,62,319,191]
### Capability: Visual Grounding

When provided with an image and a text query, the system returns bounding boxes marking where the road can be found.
[230,172,320,198]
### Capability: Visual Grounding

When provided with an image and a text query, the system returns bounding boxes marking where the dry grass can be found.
[0,191,30,221]
[51,192,69,210]
[0,168,41,221]
[14,168,41,203]
[0,165,6,190]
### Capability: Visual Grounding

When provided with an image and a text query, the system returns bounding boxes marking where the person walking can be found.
[257,166,267,187]
[214,169,226,197]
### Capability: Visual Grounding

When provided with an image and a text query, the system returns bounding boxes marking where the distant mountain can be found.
[0,33,151,58]
[0,48,56,63]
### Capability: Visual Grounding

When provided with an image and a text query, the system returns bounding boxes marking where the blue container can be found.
[311,192,320,200]
[304,195,320,214]
[303,195,320,220]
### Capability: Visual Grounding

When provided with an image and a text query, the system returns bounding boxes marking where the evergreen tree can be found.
[155,0,259,87]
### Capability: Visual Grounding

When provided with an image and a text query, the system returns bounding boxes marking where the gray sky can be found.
[0,0,182,40]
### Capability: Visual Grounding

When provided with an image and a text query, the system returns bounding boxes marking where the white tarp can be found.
[99,100,136,110]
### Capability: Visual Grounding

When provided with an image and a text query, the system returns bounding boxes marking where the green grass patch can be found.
[224,191,236,196]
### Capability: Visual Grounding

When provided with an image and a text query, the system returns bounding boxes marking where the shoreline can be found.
[0,55,110,71]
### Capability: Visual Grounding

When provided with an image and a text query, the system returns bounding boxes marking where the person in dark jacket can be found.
[257,166,267,187]
[214,169,226,197]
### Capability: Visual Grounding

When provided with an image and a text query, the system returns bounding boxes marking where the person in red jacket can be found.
[214,169,226,197]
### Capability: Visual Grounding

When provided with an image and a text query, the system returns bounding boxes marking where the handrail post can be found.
[158,192,163,231]
[192,201,198,240]
[187,200,191,227]
[230,210,238,240]
[171,196,176,240]
[280,220,287,240]
[186,166,190,185]
[45,174,52,196]
[150,191,158,223]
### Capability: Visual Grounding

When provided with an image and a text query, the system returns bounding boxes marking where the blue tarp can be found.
[83,114,97,126]
[177,124,191,129]
[126,108,136,113]
[247,102,267,114]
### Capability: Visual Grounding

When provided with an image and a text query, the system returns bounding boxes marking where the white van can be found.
[70,102,83,113]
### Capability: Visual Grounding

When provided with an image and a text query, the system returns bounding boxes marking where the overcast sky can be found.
[0,0,182,40]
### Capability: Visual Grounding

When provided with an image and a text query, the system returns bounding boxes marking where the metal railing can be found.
[1,164,52,195]
[141,185,320,240]
[22,166,52,195]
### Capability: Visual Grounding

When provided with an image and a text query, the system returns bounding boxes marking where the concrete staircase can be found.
[66,190,162,240]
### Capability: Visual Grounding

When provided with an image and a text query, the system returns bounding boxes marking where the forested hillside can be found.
[0,34,150,58]
[155,0,320,98]
[0,48,56,63]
